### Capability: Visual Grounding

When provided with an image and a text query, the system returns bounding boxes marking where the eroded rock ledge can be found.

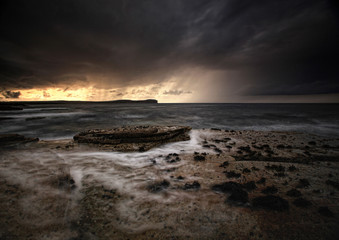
[73,125,191,151]
[0,134,39,147]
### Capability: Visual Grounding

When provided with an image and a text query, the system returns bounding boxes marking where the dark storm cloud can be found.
[0,0,338,96]
[0,90,21,98]
[163,90,192,95]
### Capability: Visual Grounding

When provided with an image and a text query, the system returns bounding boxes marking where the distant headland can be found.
[0,99,158,110]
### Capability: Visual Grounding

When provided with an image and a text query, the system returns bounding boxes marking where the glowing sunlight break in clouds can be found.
[9,82,195,103]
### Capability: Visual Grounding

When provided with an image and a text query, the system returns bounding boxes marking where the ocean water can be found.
[1,103,339,238]
[0,103,339,139]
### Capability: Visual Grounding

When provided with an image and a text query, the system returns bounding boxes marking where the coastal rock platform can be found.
[0,134,39,146]
[1,129,339,239]
[73,125,192,151]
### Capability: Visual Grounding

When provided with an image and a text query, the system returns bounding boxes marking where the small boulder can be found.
[228,188,248,203]
[241,181,257,191]
[325,180,339,190]
[288,165,298,171]
[252,195,289,211]
[177,176,184,180]
[224,171,241,178]
[256,178,266,184]
[212,182,248,204]
[183,181,201,190]
[297,179,310,188]
[219,161,229,168]
[293,198,312,208]
[212,182,242,193]
[194,155,206,161]
[147,180,170,193]
[265,164,285,172]
[318,207,334,217]
[286,188,302,197]
[261,186,278,194]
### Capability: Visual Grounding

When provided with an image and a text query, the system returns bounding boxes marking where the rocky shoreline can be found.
[0,128,338,239]
[73,126,191,151]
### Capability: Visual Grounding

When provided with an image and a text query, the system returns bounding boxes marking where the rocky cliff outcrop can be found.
[73,125,191,151]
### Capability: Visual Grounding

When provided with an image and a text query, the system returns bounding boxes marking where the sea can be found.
[1,103,339,237]
[1,103,338,140]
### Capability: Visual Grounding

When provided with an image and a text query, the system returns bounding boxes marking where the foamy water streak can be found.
[59,130,209,193]
[0,130,215,236]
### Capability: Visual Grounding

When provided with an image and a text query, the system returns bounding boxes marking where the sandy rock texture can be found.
[73,126,191,151]
[0,128,339,239]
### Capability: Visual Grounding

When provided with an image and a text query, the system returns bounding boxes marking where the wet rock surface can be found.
[241,181,257,191]
[212,181,243,193]
[73,125,191,152]
[1,128,339,239]
[182,181,201,190]
[0,134,39,146]
[286,188,302,197]
[212,181,249,204]
[165,153,181,163]
[261,186,278,194]
[318,206,334,217]
[224,170,241,178]
[325,180,339,190]
[193,152,206,161]
[252,195,289,211]
[219,161,229,168]
[257,177,266,184]
[228,187,249,204]
[47,172,77,190]
[297,178,310,188]
[293,198,312,208]
[147,180,170,193]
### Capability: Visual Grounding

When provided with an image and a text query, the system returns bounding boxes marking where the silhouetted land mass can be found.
[0,99,158,110]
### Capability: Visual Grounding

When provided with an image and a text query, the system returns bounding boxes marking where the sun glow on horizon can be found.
[2,78,196,102]
[5,87,92,101]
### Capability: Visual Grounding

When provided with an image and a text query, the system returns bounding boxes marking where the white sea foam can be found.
[1,103,338,237]
[113,114,148,119]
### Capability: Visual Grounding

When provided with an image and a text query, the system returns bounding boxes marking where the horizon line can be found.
[1,100,339,104]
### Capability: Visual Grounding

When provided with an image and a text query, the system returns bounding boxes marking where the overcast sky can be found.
[0,0,338,102]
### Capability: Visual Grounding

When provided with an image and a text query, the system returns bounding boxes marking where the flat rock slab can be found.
[73,125,192,152]
[0,134,39,147]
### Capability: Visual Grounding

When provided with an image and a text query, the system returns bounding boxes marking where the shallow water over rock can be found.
[1,129,339,239]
